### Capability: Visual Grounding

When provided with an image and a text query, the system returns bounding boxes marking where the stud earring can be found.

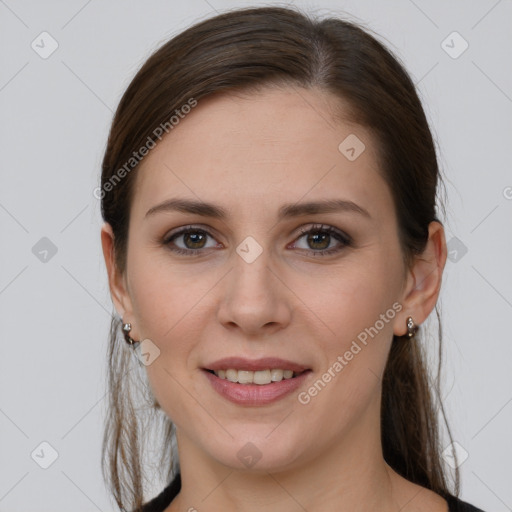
[406,316,418,338]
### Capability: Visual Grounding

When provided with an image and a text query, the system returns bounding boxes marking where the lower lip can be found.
[203,370,311,406]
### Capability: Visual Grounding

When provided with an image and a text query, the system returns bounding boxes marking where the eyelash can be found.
[162,224,352,257]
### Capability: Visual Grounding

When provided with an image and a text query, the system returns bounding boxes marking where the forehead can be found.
[132,86,391,222]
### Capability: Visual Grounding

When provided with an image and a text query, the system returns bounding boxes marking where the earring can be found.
[406,316,418,338]
[122,322,138,346]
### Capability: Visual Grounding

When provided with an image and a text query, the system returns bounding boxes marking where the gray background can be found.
[1,0,511,510]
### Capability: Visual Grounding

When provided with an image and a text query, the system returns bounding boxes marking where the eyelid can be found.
[163,224,218,240]
[163,223,350,241]
[294,223,352,244]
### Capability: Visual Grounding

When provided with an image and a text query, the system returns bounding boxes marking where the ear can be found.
[393,221,447,336]
[100,222,134,322]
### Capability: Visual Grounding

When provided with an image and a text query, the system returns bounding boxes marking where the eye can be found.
[163,226,220,256]
[163,223,352,257]
[292,224,352,256]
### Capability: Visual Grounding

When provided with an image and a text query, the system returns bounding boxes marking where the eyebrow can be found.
[145,197,371,220]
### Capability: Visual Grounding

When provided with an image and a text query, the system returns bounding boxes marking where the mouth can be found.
[201,357,312,405]
[203,368,312,407]
[204,368,308,385]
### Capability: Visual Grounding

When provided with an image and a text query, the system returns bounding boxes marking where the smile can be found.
[208,368,303,385]
[203,368,311,406]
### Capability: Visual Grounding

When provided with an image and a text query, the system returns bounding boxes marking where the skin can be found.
[101,86,448,512]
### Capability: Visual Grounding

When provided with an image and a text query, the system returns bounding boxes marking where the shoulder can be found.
[137,473,487,512]
[397,487,486,512]
[387,470,484,512]
[444,493,486,512]
[139,473,181,512]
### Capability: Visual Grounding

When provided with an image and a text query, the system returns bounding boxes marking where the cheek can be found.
[296,258,400,347]
[293,256,401,410]
[126,254,214,424]
[295,270,397,437]
[127,246,215,344]
[125,248,223,396]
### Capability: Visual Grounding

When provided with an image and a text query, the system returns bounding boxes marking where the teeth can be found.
[213,368,298,384]
[254,370,271,385]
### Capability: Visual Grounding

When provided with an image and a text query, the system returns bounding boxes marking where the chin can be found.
[203,430,306,473]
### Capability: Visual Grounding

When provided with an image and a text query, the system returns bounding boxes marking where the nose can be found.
[216,247,292,338]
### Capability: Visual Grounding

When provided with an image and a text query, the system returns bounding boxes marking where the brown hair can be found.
[100,6,458,511]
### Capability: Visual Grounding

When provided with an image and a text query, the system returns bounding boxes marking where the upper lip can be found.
[204,357,309,373]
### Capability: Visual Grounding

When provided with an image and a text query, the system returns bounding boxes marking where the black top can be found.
[140,473,486,512]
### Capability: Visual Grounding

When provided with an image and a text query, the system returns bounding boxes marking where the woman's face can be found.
[110,86,415,472]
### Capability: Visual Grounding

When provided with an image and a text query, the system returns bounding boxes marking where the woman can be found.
[99,6,485,512]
